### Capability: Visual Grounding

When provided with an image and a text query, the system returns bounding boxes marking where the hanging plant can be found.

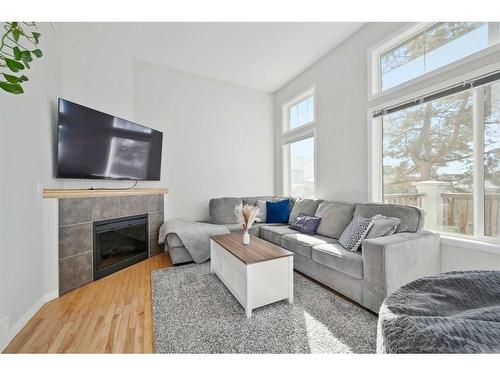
[0,22,43,95]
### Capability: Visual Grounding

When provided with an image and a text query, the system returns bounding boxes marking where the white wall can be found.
[1,22,274,350]
[60,23,274,220]
[132,60,274,220]
[273,22,500,272]
[273,23,406,202]
[0,23,62,350]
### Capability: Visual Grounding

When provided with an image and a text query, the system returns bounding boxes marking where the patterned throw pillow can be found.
[339,215,374,252]
[289,213,322,235]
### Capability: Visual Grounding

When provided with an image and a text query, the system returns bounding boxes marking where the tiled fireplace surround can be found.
[58,194,164,294]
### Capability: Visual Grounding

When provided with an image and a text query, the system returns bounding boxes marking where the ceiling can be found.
[107,23,366,92]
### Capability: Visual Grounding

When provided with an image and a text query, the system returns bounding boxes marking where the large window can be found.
[282,87,316,198]
[378,74,500,238]
[374,22,500,93]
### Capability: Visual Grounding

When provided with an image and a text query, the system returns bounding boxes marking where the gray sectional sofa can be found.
[164,196,441,313]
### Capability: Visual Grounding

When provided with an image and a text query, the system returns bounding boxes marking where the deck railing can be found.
[383,193,425,208]
[384,191,500,236]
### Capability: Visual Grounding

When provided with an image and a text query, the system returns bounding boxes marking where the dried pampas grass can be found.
[234,204,261,232]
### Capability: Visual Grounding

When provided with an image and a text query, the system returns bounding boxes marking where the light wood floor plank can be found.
[3,253,172,353]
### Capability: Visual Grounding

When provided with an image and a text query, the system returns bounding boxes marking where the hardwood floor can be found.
[3,253,173,353]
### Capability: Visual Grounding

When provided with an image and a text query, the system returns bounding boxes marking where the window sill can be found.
[281,123,316,143]
[440,234,500,255]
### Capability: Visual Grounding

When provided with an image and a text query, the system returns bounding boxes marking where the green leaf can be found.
[21,50,33,62]
[11,22,18,28]
[32,32,41,44]
[3,73,21,83]
[32,49,42,58]
[12,28,21,42]
[13,46,22,60]
[20,50,32,69]
[19,75,28,81]
[0,81,24,94]
[5,58,24,72]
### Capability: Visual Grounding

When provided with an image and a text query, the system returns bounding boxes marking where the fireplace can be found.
[93,214,149,280]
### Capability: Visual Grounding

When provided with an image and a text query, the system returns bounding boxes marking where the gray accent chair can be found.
[164,196,441,313]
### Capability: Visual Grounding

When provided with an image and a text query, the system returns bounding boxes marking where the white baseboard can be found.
[0,289,59,353]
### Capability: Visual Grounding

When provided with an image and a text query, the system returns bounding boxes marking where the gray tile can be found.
[148,211,164,234]
[119,196,148,216]
[59,223,92,259]
[59,198,92,226]
[59,252,92,294]
[93,197,120,220]
[148,194,164,212]
[149,233,163,256]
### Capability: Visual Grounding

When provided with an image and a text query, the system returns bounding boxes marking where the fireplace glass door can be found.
[93,214,148,280]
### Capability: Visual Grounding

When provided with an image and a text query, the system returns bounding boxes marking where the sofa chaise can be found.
[162,196,441,313]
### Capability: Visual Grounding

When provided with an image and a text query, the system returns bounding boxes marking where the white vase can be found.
[243,231,250,245]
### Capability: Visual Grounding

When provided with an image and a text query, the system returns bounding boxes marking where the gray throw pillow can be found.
[366,214,401,239]
[256,200,267,223]
[339,215,374,252]
[289,213,321,235]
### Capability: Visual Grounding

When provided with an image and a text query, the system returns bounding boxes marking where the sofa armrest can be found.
[362,230,440,313]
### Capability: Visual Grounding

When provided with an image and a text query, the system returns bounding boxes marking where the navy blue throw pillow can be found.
[289,213,321,235]
[266,199,291,224]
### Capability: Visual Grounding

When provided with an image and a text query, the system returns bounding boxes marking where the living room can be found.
[1,0,500,372]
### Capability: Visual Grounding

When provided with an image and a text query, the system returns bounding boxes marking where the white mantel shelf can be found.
[42,188,169,199]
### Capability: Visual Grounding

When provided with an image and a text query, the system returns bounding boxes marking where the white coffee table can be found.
[210,233,294,318]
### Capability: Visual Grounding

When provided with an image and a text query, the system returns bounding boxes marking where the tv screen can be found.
[57,99,163,180]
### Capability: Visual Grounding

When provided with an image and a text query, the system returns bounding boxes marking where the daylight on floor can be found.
[1,0,500,373]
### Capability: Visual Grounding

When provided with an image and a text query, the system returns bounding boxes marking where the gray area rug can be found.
[152,263,377,353]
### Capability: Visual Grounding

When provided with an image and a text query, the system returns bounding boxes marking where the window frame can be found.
[282,85,316,134]
[281,85,317,198]
[368,22,500,100]
[367,60,500,246]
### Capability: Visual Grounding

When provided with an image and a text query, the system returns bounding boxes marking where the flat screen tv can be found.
[57,98,163,180]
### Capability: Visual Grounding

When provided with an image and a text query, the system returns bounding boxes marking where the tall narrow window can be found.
[284,137,315,198]
[282,87,317,198]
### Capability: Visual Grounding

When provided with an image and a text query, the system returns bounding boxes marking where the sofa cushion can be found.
[166,233,183,248]
[288,198,323,225]
[354,202,425,233]
[209,197,242,224]
[242,196,276,207]
[281,233,337,258]
[315,201,355,239]
[256,200,267,223]
[312,243,363,280]
[259,225,298,245]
